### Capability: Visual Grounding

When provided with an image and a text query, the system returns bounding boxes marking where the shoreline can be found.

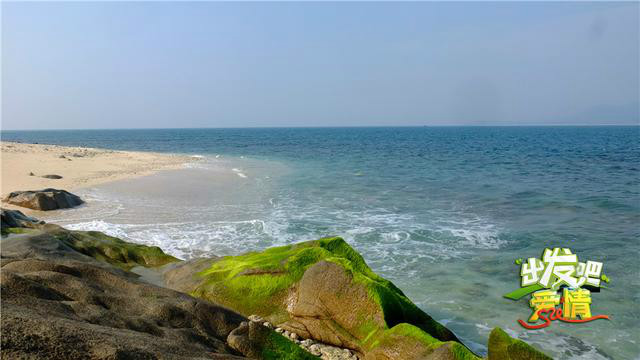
[1,141,195,211]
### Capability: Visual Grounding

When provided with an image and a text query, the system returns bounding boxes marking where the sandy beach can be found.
[0,141,193,204]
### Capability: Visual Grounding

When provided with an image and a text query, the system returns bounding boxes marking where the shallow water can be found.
[3,127,639,359]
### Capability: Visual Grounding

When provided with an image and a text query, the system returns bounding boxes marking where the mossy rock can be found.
[487,327,552,360]
[1,208,43,235]
[261,330,318,360]
[172,237,474,358]
[227,320,317,360]
[2,227,39,235]
[50,228,179,270]
[366,323,479,360]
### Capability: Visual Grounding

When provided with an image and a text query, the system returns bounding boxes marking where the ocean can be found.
[2,126,638,359]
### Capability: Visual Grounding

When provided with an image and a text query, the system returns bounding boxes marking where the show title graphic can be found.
[504,248,610,329]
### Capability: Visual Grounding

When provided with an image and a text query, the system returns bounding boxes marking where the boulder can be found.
[3,188,83,210]
[164,237,475,359]
[487,327,552,360]
[1,208,43,234]
[49,226,181,270]
[227,321,316,360]
[41,174,63,179]
[1,226,312,359]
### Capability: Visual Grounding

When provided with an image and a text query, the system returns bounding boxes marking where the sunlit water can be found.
[3,127,638,359]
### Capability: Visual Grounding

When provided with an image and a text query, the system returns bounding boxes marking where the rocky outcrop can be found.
[48,226,181,271]
[165,237,472,359]
[0,226,316,359]
[164,237,553,360]
[1,208,43,234]
[487,327,552,360]
[250,315,358,360]
[3,188,84,210]
[0,221,552,360]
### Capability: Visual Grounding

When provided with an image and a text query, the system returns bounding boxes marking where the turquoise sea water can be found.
[2,127,639,359]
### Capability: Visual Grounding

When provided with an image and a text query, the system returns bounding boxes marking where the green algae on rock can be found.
[1,208,42,235]
[49,227,180,270]
[487,327,552,360]
[2,213,552,360]
[227,320,318,360]
[366,323,480,360]
[168,237,477,359]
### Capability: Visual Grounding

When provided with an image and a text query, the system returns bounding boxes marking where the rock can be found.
[290,332,299,341]
[319,344,351,360]
[58,155,66,159]
[1,225,317,360]
[365,323,472,360]
[0,227,245,359]
[1,209,43,235]
[3,188,83,210]
[309,344,322,356]
[167,237,469,359]
[226,320,317,359]
[301,339,315,347]
[28,172,35,176]
[263,321,274,329]
[487,327,552,360]
[41,174,63,179]
[1,209,41,228]
[48,225,180,270]
[248,314,265,323]
[163,237,552,360]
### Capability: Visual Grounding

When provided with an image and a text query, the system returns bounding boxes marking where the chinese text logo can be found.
[504,248,610,329]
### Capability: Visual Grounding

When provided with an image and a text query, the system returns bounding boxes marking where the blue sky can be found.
[2,1,638,129]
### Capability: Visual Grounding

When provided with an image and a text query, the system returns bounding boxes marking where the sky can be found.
[1,1,639,130]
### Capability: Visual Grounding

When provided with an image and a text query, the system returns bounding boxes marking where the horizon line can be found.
[2,124,639,132]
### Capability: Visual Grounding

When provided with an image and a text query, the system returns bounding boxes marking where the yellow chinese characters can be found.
[563,288,592,320]
[528,290,560,322]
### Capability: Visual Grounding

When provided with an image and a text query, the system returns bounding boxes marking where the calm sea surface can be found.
[2,127,639,359]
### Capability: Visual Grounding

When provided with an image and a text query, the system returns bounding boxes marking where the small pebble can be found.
[275,327,283,333]
[301,339,314,347]
[309,344,321,356]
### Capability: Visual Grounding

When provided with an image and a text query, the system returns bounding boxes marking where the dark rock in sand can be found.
[1,226,314,359]
[4,188,83,211]
[41,174,63,179]
[28,172,35,176]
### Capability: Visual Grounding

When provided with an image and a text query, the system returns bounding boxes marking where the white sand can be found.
[1,141,193,202]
